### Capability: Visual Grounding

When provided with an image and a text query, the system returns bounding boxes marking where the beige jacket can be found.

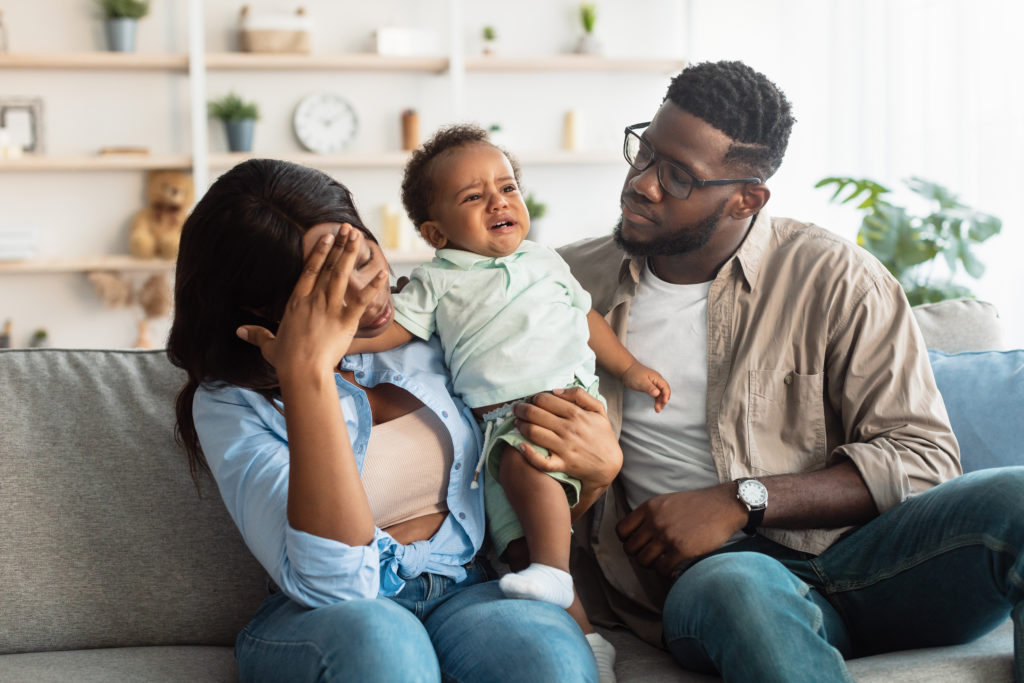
[559,213,961,646]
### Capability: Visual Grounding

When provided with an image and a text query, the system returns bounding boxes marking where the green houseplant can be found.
[575,3,601,55]
[525,192,548,242]
[96,0,150,52]
[482,25,497,55]
[816,176,1002,306]
[208,92,260,153]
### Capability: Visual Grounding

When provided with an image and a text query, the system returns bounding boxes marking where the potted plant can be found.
[524,192,548,242]
[816,176,1002,305]
[208,92,260,153]
[575,3,601,55]
[482,25,498,55]
[96,0,150,53]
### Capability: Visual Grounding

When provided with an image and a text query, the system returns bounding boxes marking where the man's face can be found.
[615,102,740,258]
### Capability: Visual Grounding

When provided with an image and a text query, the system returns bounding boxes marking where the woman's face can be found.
[302,222,395,338]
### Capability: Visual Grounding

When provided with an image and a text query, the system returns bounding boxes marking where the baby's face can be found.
[422,143,530,258]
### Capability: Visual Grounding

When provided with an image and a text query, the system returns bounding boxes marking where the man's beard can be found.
[613,198,727,257]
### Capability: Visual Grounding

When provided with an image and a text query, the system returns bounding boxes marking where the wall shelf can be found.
[0,52,188,70]
[207,151,413,169]
[204,52,449,72]
[465,55,685,73]
[0,155,192,171]
[384,249,436,265]
[0,256,175,274]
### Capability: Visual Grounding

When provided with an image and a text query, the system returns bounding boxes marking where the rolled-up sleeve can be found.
[826,278,962,512]
[193,387,383,607]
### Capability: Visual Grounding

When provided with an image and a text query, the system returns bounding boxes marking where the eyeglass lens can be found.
[625,130,693,200]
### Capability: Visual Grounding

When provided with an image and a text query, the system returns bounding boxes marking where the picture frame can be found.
[0,98,44,154]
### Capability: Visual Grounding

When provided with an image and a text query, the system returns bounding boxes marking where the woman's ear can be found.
[419,222,448,249]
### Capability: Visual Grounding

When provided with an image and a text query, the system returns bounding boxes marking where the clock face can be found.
[293,93,358,154]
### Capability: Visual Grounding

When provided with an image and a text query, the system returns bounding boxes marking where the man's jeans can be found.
[236,563,596,682]
[663,467,1024,682]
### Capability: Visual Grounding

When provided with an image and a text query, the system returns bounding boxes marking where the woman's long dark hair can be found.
[167,158,377,485]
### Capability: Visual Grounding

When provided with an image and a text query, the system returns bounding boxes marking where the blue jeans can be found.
[235,563,596,682]
[663,467,1024,682]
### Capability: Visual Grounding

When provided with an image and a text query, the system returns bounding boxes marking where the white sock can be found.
[498,562,574,608]
[585,632,617,683]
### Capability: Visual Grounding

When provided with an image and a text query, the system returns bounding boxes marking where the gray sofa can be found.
[0,298,1014,682]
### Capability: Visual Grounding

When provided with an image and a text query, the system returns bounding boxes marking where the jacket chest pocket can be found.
[746,369,826,474]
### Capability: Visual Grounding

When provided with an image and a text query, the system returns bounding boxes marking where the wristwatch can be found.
[735,478,768,535]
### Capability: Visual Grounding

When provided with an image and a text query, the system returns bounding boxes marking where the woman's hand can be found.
[237,226,387,379]
[512,387,623,518]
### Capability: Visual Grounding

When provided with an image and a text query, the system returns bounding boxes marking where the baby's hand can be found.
[622,362,671,413]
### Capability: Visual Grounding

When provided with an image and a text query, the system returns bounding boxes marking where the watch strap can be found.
[735,478,767,536]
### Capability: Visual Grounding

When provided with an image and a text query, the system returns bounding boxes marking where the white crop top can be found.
[360,405,454,529]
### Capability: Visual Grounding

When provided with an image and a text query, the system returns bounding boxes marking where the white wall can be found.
[684,0,1024,347]
[1,0,1021,348]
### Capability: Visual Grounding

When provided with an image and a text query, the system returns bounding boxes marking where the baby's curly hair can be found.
[401,123,522,231]
[664,60,795,180]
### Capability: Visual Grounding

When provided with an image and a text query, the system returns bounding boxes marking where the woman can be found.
[167,158,621,682]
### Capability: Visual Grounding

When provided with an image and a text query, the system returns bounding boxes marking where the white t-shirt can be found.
[619,263,716,510]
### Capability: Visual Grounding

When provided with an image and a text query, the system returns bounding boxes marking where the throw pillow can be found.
[928,349,1024,472]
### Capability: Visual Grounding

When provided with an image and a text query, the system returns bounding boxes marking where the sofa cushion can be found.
[0,646,236,683]
[913,298,1005,352]
[600,618,1013,681]
[0,349,268,655]
[928,349,1024,472]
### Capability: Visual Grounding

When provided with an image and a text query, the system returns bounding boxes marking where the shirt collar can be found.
[731,211,770,292]
[612,212,771,292]
[434,241,532,270]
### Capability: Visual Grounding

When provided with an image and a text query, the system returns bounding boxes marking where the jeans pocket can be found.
[747,369,827,474]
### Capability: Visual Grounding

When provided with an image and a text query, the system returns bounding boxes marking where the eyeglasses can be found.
[623,122,763,200]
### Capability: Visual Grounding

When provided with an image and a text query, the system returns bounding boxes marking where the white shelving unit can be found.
[0,0,686,346]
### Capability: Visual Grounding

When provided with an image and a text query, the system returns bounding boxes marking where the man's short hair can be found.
[665,60,795,180]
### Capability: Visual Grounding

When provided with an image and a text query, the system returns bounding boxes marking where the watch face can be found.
[738,479,768,507]
[293,93,358,154]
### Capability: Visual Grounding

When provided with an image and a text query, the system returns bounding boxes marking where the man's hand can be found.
[512,386,622,518]
[616,483,747,577]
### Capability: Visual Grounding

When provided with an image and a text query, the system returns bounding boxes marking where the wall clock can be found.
[293,93,358,154]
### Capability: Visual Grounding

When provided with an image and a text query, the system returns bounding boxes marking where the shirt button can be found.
[454,463,462,470]
[395,374,402,380]
[784,375,793,385]
[458,512,466,520]
[356,371,364,378]
[442,410,448,418]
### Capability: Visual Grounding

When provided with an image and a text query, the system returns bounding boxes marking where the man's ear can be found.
[729,183,770,220]
[419,222,448,249]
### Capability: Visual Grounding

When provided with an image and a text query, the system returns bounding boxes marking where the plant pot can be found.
[225,119,255,152]
[104,18,138,53]
[575,34,602,56]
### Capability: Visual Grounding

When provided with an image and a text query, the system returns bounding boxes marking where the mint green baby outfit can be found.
[392,240,600,555]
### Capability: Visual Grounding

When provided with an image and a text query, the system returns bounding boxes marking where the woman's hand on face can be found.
[236,226,387,378]
[512,387,622,494]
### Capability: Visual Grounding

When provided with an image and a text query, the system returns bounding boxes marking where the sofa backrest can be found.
[0,349,268,655]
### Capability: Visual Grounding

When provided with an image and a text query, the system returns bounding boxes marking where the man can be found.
[553,60,1024,681]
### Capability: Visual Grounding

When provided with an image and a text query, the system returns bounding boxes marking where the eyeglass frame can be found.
[623,122,763,200]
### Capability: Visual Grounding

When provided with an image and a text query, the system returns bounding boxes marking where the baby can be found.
[350,124,670,681]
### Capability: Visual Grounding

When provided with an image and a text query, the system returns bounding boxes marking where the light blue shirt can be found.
[192,336,484,608]
[393,240,597,408]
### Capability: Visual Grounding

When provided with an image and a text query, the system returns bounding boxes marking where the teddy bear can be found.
[129,169,195,260]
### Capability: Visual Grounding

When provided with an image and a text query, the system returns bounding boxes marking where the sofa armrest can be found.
[912,298,1005,352]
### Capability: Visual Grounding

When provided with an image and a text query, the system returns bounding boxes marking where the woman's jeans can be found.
[235,562,596,682]
[663,467,1024,682]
